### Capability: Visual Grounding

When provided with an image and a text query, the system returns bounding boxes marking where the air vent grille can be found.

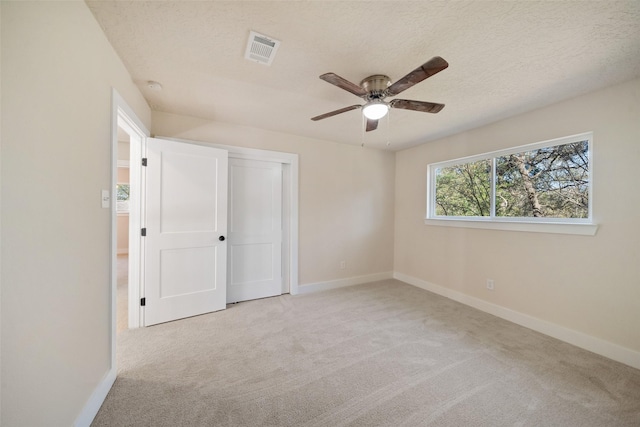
[244,31,281,66]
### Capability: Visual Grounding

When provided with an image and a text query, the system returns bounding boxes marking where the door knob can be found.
[219,236,225,241]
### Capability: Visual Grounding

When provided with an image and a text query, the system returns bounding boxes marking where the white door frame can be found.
[162,137,299,295]
[117,114,145,330]
[110,90,149,363]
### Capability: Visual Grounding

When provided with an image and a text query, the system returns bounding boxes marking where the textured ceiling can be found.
[87,1,640,151]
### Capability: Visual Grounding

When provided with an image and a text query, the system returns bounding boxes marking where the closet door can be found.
[227,158,282,303]
[144,138,228,325]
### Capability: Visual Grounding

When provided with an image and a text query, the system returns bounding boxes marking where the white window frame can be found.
[425,132,598,236]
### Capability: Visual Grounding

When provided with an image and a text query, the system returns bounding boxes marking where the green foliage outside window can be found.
[116,183,130,213]
[495,141,588,218]
[434,139,589,219]
[116,184,130,201]
[435,160,491,216]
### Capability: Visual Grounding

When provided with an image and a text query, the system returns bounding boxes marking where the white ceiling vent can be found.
[244,31,281,66]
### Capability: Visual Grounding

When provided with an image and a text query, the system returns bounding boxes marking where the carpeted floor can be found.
[92,279,640,426]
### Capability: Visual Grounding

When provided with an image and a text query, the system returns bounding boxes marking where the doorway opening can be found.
[115,134,130,333]
[110,90,148,372]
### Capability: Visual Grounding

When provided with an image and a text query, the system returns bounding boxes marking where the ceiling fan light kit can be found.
[311,56,448,132]
[362,101,389,120]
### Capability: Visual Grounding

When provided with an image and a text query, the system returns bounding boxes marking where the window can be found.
[427,133,595,234]
[434,159,491,217]
[116,183,130,213]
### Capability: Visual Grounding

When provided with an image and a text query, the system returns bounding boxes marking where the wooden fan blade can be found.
[366,118,379,132]
[320,73,367,97]
[386,56,448,96]
[311,104,361,121]
[390,99,445,113]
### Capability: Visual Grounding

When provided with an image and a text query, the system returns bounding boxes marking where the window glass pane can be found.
[116,183,130,213]
[495,141,589,218]
[116,183,130,201]
[435,159,491,217]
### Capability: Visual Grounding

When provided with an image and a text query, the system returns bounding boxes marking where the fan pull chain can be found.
[361,113,365,147]
[386,109,391,147]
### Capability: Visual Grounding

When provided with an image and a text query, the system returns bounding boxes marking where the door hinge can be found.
[141,228,146,236]
[140,297,146,306]
[142,158,147,167]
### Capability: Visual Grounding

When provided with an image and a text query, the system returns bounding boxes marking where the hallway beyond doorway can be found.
[117,254,128,333]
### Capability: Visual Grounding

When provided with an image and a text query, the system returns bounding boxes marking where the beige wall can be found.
[117,141,130,161]
[1,2,150,425]
[152,112,396,285]
[117,166,130,183]
[394,78,640,355]
[1,1,637,424]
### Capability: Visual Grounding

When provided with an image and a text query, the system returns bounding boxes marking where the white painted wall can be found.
[152,112,396,287]
[394,78,640,359]
[1,2,150,425]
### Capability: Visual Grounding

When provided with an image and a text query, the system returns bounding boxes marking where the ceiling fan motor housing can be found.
[360,75,391,100]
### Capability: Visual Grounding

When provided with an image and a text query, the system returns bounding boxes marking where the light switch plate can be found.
[101,190,110,208]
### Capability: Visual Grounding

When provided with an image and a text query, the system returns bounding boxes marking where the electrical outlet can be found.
[340,261,346,269]
[486,279,495,291]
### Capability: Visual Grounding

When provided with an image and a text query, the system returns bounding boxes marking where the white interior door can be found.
[227,158,282,303]
[144,137,228,326]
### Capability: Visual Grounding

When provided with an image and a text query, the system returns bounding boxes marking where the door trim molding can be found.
[81,90,150,426]
[111,90,149,353]
[118,123,143,330]
[161,138,300,295]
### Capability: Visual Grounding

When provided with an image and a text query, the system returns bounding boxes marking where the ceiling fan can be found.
[311,56,448,131]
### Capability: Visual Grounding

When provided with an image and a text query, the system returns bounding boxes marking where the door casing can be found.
[110,90,149,372]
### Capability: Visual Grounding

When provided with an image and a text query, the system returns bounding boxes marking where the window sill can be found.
[424,218,598,236]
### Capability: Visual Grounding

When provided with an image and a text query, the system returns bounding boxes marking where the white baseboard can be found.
[298,271,393,295]
[394,272,640,371]
[74,367,116,427]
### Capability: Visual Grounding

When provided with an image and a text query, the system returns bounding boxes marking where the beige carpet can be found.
[93,279,640,426]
